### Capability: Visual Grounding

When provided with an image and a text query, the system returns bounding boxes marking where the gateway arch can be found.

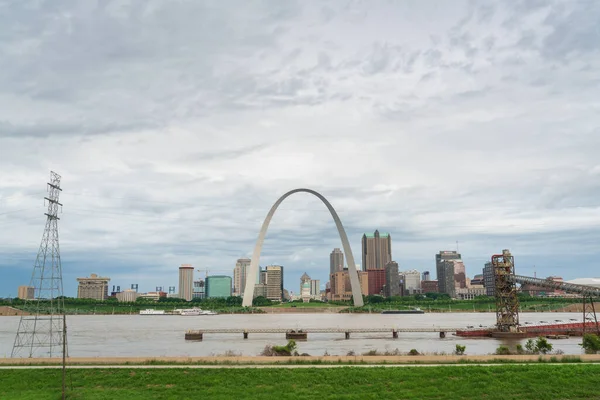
[242,188,364,307]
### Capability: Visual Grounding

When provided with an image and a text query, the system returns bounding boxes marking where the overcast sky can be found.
[1,0,599,297]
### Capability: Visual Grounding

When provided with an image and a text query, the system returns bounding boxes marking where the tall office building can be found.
[17,286,34,300]
[361,230,392,270]
[266,265,283,301]
[436,251,461,298]
[453,260,467,289]
[77,273,110,300]
[205,275,232,298]
[193,279,205,299]
[330,248,344,275]
[483,262,495,296]
[384,261,400,297]
[310,279,320,297]
[233,258,251,297]
[178,264,194,301]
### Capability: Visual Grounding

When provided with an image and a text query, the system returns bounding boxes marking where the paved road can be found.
[0,363,587,369]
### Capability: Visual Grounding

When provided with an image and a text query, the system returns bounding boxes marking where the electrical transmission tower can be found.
[12,171,68,358]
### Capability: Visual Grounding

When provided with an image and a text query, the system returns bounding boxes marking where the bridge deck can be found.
[187,328,456,334]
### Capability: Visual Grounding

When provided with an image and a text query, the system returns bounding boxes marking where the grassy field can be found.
[2,365,599,399]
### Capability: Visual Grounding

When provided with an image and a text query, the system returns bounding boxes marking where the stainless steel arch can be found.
[242,189,364,307]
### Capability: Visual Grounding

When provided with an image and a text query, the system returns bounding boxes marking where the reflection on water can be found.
[0,312,587,357]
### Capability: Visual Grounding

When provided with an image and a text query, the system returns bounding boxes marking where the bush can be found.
[260,340,298,356]
[535,337,553,354]
[496,346,511,355]
[581,334,600,354]
[516,344,524,354]
[455,344,466,355]
[523,337,553,354]
[408,349,420,356]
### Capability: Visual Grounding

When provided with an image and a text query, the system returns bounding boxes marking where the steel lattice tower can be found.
[493,249,520,332]
[12,171,67,358]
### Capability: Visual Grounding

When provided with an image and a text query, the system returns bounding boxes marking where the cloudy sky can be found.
[1,0,599,297]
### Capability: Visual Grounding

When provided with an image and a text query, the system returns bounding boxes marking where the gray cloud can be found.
[1,0,599,296]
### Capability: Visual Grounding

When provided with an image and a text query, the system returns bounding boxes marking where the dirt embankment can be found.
[2,354,599,366]
[0,306,29,316]
[554,303,600,313]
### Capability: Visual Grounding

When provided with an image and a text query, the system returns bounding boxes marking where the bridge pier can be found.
[392,330,398,339]
[345,331,350,340]
[243,331,248,339]
[286,331,308,341]
[185,331,203,341]
[439,332,446,338]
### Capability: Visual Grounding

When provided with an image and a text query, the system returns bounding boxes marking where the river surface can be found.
[0,312,588,358]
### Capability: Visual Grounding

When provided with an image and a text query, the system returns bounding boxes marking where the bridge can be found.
[185,327,457,341]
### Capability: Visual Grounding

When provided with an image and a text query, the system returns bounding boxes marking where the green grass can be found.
[2,365,600,399]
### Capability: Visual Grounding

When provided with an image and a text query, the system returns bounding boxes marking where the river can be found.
[0,312,588,358]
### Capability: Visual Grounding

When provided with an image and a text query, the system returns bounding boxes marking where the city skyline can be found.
[1,1,599,296]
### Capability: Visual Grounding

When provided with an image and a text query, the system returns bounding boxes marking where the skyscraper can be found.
[266,265,283,301]
[384,261,400,297]
[422,271,431,281]
[205,275,232,298]
[330,248,344,275]
[436,251,461,298]
[483,262,495,296]
[310,279,320,297]
[233,258,251,297]
[178,264,194,301]
[361,230,392,270]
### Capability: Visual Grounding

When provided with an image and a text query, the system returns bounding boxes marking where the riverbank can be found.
[2,364,599,399]
[2,354,599,366]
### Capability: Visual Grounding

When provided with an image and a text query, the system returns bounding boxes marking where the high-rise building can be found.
[361,230,392,270]
[77,274,110,300]
[233,258,251,297]
[453,261,467,289]
[436,251,461,298]
[422,271,431,281]
[253,283,267,298]
[384,261,401,297]
[193,279,205,299]
[266,265,283,301]
[366,269,386,295]
[259,268,268,285]
[17,286,34,300]
[403,269,422,295]
[310,279,320,297]
[330,248,344,275]
[205,275,232,298]
[178,264,194,301]
[483,262,495,296]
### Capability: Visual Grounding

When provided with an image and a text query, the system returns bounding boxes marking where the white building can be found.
[402,270,422,295]
[116,289,140,302]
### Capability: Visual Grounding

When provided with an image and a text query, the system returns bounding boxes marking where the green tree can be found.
[455,344,466,355]
[580,334,600,354]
